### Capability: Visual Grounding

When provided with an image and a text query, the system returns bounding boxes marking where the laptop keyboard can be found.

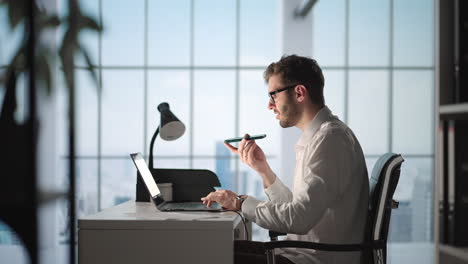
[163,202,210,210]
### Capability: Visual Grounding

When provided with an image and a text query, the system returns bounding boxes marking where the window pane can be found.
[239,0,280,66]
[365,157,378,179]
[58,71,97,162]
[101,159,136,209]
[76,70,99,156]
[239,159,276,242]
[77,159,99,217]
[60,0,99,67]
[388,243,435,263]
[348,70,389,154]
[192,158,216,172]
[238,162,269,201]
[39,202,69,263]
[77,0,99,67]
[101,70,144,155]
[193,70,235,155]
[148,0,190,66]
[102,0,144,66]
[215,145,235,190]
[57,74,68,157]
[10,73,27,124]
[57,196,70,244]
[389,200,412,242]
[0,221,29,263]
[57,159,72,246]
[194,0,236,66]
[392,70,433,154]
[57,159,99,245]
[349,0,390,66]
[394,0,434,66]
[0,6,23,66]
[59,0,98,18]
[193,158,236,190]
[147,70,190,156]
[389,157,433,242]
[239,70,280,156]
[153,158,190,169]
[323,70,345,120]
[312,0,346,66]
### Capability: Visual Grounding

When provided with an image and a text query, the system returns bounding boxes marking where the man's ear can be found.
[294,85,308,103]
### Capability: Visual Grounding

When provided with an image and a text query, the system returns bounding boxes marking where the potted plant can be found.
[0,0,101,263]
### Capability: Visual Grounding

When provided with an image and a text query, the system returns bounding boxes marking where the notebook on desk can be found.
[130,152,223,211]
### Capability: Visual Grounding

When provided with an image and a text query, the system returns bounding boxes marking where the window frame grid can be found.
[66,1,436,245]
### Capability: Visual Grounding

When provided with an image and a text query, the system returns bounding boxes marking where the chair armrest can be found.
[264,240,385,252]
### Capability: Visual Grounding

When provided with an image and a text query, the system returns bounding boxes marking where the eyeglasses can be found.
[268,84,297,104]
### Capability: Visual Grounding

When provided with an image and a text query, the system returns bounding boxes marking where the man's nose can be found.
[268,100,275,110]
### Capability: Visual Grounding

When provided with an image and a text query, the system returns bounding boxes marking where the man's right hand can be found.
[224,134,277,188]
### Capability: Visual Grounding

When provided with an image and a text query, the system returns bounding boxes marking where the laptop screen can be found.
[131,153,161,198]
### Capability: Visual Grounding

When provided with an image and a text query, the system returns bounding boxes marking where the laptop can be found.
[130,152,223,211]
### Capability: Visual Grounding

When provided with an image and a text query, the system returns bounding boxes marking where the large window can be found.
[57,0,281,241]
[312,0,434,262]
[1,0,436,262]
[62,0,435,249]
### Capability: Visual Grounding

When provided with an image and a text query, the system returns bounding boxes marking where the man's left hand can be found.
[201,189,240,211]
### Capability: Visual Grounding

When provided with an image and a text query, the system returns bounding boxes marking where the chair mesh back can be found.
[368,153,404,242]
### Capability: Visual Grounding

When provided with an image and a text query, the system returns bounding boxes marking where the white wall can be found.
[279,0,313,188]
[38,0,69,263]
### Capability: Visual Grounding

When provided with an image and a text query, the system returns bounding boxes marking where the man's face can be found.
[267,75,300,128]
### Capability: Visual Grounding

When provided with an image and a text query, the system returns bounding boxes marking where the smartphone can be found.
[224,134,267,143]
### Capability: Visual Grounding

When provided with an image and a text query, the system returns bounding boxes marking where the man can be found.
[201,55,369,264]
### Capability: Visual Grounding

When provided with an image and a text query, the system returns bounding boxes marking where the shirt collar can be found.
[296,105,334,147]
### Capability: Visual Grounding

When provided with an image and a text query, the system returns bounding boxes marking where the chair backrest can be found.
[367,153,404,256]
[367,153,404,243]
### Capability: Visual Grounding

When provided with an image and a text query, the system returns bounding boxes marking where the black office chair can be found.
[264,153,404,264]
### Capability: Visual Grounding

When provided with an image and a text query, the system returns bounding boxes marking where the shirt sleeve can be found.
[264,176,293,202]
[241,177,293,221]
[242,131,355,234]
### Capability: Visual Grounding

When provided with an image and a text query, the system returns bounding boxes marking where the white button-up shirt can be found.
[241,106,369,264]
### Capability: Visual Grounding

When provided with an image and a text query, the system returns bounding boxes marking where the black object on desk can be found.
[137,168,221,202]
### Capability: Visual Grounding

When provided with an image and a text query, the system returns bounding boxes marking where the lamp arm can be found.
[148,126,159,169]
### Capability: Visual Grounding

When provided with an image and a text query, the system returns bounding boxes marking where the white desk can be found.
[78,201,247,264]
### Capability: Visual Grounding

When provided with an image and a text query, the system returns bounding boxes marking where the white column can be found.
[278,0,313,188]
[38,0,68,263]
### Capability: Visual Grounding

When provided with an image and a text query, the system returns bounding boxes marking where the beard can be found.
[278,96,300,128]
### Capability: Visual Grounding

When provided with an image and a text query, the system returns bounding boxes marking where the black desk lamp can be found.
[136,102,186,202]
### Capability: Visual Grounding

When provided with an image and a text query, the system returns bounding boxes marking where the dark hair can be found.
[264,55,325,106]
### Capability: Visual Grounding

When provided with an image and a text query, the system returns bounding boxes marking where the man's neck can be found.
[296,104,323,131]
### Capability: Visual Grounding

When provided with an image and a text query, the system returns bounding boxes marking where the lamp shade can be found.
[157,102,185,141]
